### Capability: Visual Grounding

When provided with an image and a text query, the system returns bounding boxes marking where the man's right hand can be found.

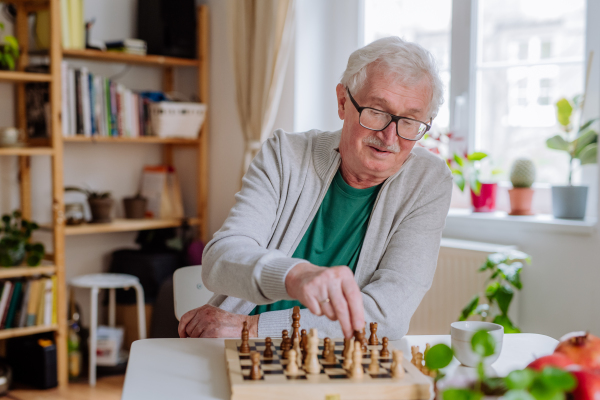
[284,262,365,338]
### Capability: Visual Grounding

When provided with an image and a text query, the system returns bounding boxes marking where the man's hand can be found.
[178,304,259,338]
[285,263,364,338]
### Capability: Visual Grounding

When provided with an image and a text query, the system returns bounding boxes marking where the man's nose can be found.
[377,121,398,145]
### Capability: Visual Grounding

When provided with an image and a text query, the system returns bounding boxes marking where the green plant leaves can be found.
[539,367,577,391]
[454,153,465,167]
[493,314,521,333]
[556,98,573,128]
[498,262,523,290]
[424,343,453,370]
[443,389,483,400]
[471,330,495,358]
[467,152,488,161]
[452,170,466,192]
[503,389,537,400]
[460,295,479,321]
[579,143,597,165]
[495,284,514,314]
[546,135,570,151]
[506,369,536,390]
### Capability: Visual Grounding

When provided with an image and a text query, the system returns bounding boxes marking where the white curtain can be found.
[230,0,296,177]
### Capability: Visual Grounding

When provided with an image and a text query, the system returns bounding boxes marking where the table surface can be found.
[121,333,558,400]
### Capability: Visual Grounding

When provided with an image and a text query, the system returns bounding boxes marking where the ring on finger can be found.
[319,298,331,304]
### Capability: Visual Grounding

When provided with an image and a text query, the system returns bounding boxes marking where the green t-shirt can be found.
[249,169,382,315]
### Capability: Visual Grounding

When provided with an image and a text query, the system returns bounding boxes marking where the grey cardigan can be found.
[203,129,452,340]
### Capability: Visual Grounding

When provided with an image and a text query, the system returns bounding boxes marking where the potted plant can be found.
[0,210,45,267]
[0,22,19,71]
[546,96,597,219]
[508,158,536,215]
[447,152,500,212]
[65,186,114,223]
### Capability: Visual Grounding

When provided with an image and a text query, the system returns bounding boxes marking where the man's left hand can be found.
[178,304,259,338]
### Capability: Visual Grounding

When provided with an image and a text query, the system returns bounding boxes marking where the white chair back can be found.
[173,265,214,321]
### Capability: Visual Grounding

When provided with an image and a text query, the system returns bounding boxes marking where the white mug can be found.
[450,321,504,367]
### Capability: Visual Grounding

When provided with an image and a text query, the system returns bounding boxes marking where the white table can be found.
[121,334,558,400]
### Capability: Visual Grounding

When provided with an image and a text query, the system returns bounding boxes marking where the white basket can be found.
[149,102,207,139]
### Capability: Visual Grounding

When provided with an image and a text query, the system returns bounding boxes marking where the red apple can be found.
[555,332,600,370]
[528,353,575,371]
[570,370,600,400]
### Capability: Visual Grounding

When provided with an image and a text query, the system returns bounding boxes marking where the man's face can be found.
[336,67,433,184]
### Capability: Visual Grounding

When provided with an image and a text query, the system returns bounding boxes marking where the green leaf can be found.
[470,176,482,196]
[467,152,488,161]
[424,343,454,370]
[460,295,479,321]
[498,262,523,290]
[4,35,19,50]
[495,284,514,315]
[442,389,483,400]
[6,55,14,71]
[503,389,537,400]
[574,129,598,157]
[30,243,44,253]
[578,118,598,133]
[540,367,577,391]
[506,369,537,390]
[529,379,565,400]
[26,253,42,266]
[546,135,570,151]
[452,170,466,192]
[485,282,500,299]
[471,329,495,357]
[493,314,521,333]
[556,98,573,128]
[453,153,465,167]
[578,143,597,165]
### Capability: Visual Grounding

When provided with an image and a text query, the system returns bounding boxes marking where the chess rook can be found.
[305,328,321,374]
[369,322,378,345]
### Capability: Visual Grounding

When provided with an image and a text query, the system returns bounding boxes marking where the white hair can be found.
[340,36,444,119]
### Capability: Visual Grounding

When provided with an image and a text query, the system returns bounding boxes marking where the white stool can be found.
[70,273,146,387]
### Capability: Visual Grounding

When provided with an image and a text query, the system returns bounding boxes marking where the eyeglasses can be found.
[346,88,431,141]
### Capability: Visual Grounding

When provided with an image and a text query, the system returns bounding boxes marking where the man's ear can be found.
[336,84,347,120]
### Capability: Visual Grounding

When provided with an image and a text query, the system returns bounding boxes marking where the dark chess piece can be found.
[292,306,301,340]
[369,322,379,345]
[380,337,390,358]
[263,337,273,358]
[240,321,250,353]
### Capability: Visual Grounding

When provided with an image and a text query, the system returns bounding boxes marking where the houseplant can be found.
[65,186,114,223]
[508,158,536,216]
[0,22,19,71]
[458,249,531,334]
[546,96,598,219]
[0,210,45,266]
[447,152,499,212]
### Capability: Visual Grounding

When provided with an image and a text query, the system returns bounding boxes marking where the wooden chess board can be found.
[225,338,432,400]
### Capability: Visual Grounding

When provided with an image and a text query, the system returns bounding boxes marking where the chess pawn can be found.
[301,329,308,362]
[425,343,431,357]
[250,352,262,380]
[369,322,378,345]
[240,321,250,354]
[350,341,364,379]
[281,330,290,359]
[322,338,331,360]
[410,346,419,366]
[415,352,424,373]
[391,350,404,379]
[292,337,302,368]
[305,329,321,374]
[380,337,390,358]
[342,340,354,370]
[361,326,368,352]
[286,349,299,375]
[263,337,273,358]
[325,339,337,363]
[368,347,380,374]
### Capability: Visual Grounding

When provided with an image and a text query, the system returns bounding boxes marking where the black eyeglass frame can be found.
[346,88,432,141]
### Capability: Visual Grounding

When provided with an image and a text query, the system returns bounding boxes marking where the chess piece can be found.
[240,321,250,353]
[342,339,354,370]
[292,336,302,368]
[410,346,419,366]
[361,326,368,351]
[350,341,364,379]
[301,329,308,362]
[286,349,299,375]
[250,352,262,380]
[368,348,380,374]
[292,306,301,340]
[415,352,424,373]
[343,338,352,356]
[305,329,321,374]
[280,329,290,359]
[325,339,337,363]
[322,337,331,360]
[380,337,390,358]
[369,322,378,345]
[354,329,367,353]
[391,350,404,379]
[263,337,273,358]
[425,343,431,357]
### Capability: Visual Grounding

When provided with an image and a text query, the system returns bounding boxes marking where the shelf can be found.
[0,325,58,340]
[0,70,52,83]
[62,49,199,67]
[63,217,200,235]
[63,136,200,145]
[0,146,54,156]
[0,265,57,279]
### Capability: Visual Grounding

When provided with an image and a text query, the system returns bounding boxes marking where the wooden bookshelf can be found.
[0,146,54,156]
[0,325,59,340]
[0,70,52,82]
[62,218,201,235]
[0,266,57,279]
[63,49,199,67]
[63,136,200,145]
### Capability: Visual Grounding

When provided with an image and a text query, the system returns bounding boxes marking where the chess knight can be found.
[178,37,451,340]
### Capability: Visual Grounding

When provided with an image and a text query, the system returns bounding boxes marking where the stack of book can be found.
[0,276,58,330]
[105,39,147,56]
[61,61,154,138]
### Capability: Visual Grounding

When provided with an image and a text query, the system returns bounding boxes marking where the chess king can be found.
[178,36,451,340]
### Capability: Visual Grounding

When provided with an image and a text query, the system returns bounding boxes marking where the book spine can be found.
[89,72,96,136]
[110,82,118,136]
[51,276,58,326]
[81,67,91,136]
[61,61,70,136]
[0,282,14,329]
[74,69,83,135]
[104,78,112,136]
[68,67,76,135]
[36,278,47,326]
[0,281,13,327]
[43,279,53,326]
[60,0,71,49]
[26,279,41,327]
[17,280,32,328]
[5,281,22,329]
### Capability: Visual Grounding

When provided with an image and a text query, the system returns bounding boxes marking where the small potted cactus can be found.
[508,158,536,215]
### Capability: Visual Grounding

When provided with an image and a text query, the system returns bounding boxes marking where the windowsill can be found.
[446,208,597,236]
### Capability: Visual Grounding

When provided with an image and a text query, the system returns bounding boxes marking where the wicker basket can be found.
[149,102,207,139]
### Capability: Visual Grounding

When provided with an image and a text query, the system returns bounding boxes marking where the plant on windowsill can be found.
[0,210,45,267]
[65,186,114,223]
[546,96,598,220]
[458,249,531,334]
[447,152,501,212]
[0,22,19,71]
[508,158,536,216]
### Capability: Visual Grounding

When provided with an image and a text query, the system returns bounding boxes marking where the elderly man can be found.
[179,36,452,340]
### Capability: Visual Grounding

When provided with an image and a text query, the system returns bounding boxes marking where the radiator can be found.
[407,238,516,335]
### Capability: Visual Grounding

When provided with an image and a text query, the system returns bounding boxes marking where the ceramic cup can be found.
[451,321,504,367]
[0,127,20,147]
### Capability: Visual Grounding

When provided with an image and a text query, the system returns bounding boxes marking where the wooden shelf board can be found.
[0,70,52,83]
[63,217,200,235]
[0,146,54,156]
[63,136,200,145]
[0,265,57,279]
[62,49,199,67]
[0,325,58,340]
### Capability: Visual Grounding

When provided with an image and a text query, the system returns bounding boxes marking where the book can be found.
[0,282,14,329]
[51,276,58,325]
[36,278,47,326]
[60,0,70,49]
[26,279,42,327]
[74,69,83,134]
[67,67,76,136]
[0,281,13,327]
[5,281,23,329]
[43,278,53,326]
[17,280,32,328]
[67,0,84,49]
[61,61,71,136]
[80,67,92,136]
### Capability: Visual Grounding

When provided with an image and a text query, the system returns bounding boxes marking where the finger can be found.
[341,277,365,331]
[188,318,205,338]
[302,290,323,316]
[319,297,336,321]
[328,284,352,338]
[178,319,189,338]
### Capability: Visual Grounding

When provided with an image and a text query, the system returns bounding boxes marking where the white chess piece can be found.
[305,329,321,374]
[391,350,405,379]
[286,349,299,375]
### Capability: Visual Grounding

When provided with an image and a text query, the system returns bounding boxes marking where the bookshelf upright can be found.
[0,0,209,387]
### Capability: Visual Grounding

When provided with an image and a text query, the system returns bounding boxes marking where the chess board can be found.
[225,338,432,400]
